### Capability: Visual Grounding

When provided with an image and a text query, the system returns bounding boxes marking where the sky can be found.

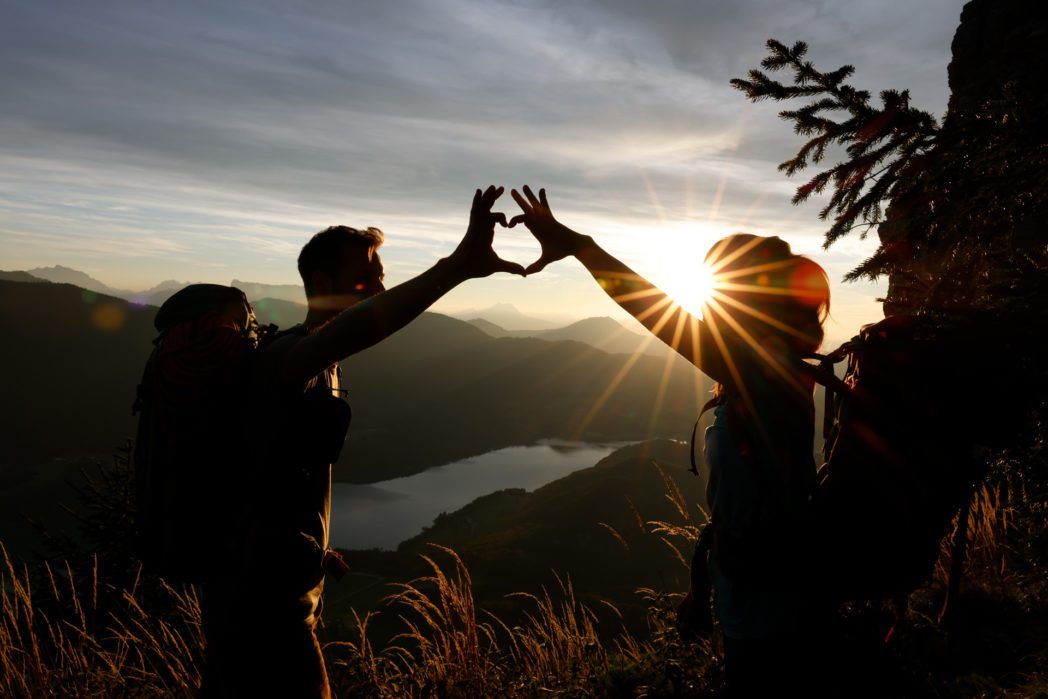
[1,0,966,344]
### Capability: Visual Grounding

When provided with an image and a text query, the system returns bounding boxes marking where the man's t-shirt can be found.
[251,329,349,625]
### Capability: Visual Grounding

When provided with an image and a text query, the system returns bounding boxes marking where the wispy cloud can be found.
[1,0,965,323]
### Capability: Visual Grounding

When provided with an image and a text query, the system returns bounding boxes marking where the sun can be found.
[693,262,717,309]
[603,221,724,319]
[649,243,720,319]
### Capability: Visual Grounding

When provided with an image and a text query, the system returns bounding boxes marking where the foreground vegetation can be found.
[0,543,718,697]
[3,440,1048,697]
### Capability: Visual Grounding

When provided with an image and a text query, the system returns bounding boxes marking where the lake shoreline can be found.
[330,439,634,550]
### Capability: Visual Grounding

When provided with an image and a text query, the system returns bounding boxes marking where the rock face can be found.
[946,1,1048,121]
[880,0,1048,317]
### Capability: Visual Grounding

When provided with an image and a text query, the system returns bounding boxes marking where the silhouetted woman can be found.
[510,185,831,695]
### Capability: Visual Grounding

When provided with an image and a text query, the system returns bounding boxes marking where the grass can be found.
[3,538,1046,697]
[4,450,1047,697]
[0,545,202,697]
[0,536,717,698]
[324,544,704,697]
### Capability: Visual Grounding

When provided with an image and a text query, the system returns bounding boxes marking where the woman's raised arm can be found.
[510,185,734,384]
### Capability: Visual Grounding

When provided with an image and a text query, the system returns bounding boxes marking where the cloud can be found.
[1,0,965,323]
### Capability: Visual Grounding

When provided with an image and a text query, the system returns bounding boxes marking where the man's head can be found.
[298,226,386,312]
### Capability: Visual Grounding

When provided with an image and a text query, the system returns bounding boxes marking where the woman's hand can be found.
[509,185,716,375]
[509,185,588,275]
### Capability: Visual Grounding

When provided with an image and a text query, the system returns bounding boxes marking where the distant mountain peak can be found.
[230,279,306,304]
[470,302,529,317]
[453,303,559,331]
[27,265,127,297]
[29,264,97,279]
[567,316,620,326]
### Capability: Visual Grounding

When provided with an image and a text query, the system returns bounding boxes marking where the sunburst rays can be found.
[575,226,822,443]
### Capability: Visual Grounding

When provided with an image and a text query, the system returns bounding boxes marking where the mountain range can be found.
[466,315,672,358]
[7,267,308,308]
[336,309,708,482]
[452,302,561,331]
[0,276,713,561]
[0,276,711,480]
[252,299,671,359]
[9,268,568,330]
[0,270,48,284]
[23,265,136,298]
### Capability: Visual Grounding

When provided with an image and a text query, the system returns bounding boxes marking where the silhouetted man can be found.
[199,186,522,698]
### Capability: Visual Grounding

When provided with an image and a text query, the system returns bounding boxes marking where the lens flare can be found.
[91,303,126,331]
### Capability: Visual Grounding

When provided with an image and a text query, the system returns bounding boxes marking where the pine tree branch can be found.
[733,38,939,272]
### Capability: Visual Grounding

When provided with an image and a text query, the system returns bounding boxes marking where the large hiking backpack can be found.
[678,313,1039,638]
[807,315,992,602]
[681,314,1024,616]
[132,284,275,584]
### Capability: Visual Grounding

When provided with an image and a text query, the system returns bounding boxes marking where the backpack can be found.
[132,284,276,584]
[807,315,989,602]
[678,314,1017,635]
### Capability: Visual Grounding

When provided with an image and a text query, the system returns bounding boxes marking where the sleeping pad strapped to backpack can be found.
[132,284,275,584]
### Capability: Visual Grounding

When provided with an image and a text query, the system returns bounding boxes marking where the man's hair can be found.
[298,226,384,297]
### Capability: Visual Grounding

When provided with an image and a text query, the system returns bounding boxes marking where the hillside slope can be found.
[332,439,707,634]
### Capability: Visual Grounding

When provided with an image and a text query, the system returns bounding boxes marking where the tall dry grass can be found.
[0,544,202,698]
[500,573,610,693]
[935,481,1016,589]
[382,545,503,696]
[325,545,649,697]
[646,460,707,569]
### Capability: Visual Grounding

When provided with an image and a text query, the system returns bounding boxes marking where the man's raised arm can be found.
[281,186,523,387]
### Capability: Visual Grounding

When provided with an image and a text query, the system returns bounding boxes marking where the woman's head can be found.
[702,233,830,355]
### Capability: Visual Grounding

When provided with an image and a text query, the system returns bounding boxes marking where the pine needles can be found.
[731,39,939,277]
[731,38,1048,314]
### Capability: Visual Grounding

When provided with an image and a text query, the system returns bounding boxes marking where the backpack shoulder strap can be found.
[800,347,852,393]
[257,322,308,351]
[800,346,854,441]
[688,395,723,476]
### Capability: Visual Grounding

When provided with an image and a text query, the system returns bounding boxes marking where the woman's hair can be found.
[703,233,831,359]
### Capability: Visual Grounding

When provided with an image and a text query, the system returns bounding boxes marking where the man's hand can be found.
[282,186,522,385]
[448,186,525,279]
[509,185,588,275]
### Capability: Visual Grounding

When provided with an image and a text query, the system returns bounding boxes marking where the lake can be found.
[330,440,630,550]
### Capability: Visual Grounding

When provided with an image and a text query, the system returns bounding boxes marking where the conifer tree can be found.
[731,40,938,261]
[732,17,1048,603]
[732,39,1048,316]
